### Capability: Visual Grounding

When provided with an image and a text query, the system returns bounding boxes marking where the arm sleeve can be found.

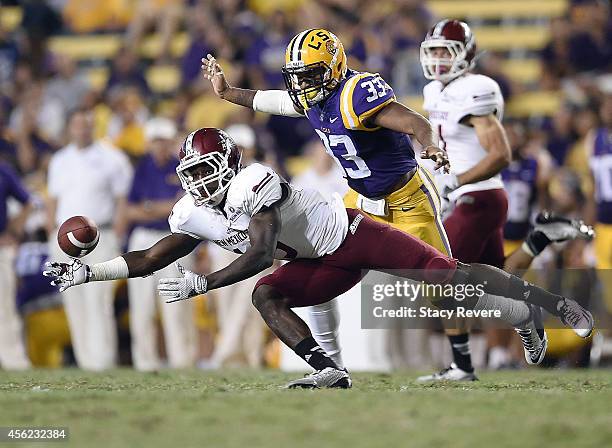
[252,90,304,117]
[340,73,396,130]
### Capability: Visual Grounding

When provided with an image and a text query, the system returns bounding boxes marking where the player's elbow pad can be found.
[252,90,303,117]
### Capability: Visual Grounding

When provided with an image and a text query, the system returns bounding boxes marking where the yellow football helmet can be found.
[282,28,347,110]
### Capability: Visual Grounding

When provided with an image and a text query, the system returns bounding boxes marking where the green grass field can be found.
[1,369,611,448]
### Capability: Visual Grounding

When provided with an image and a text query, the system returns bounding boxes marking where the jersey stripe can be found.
[357,96,395,125]
[340,73,368,129]
[419,165,442,205]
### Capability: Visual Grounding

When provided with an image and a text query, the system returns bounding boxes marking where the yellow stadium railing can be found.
[429,0,567,19]
[501,59,541,84]
[473,25,550,51]
[49,33,189,60]
[0,7,22,32]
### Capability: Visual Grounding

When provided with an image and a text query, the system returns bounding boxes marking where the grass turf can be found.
[0,369,611,448]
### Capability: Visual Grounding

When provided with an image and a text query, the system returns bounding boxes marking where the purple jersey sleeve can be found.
[1,163,30,204]
[340,73,396,130]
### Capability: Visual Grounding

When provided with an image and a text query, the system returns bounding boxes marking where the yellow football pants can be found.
[25,307,71,368]
[594,223,612,313]
[343,167,451,256]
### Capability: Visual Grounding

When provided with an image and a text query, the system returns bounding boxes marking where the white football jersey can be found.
[169,163,348,260]
[423,73,505,202]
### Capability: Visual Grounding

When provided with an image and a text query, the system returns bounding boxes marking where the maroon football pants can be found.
[443,189,508,268]
[255,209,457,307]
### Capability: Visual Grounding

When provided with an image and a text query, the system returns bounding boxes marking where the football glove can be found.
[435,173,460,198]
[158,263,208,303]
[421,145,450,173]
[42,259,91,292]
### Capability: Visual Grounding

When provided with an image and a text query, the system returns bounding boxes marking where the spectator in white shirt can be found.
[120,117,197,371]
[46,108,133,371]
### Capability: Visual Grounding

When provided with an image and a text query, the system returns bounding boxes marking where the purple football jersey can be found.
[590,128,612,224]
[305,69,417,198]
[502,157,538,240]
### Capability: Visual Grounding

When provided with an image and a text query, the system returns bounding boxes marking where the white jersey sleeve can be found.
[457,74,504,120]
[168,194,202,239]
[225,164,284,223]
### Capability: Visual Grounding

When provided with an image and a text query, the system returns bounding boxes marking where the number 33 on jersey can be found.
[305,69,418,199]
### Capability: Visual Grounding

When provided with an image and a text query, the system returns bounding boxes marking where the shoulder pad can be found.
[339,72,395,130]
[226,164,283,216]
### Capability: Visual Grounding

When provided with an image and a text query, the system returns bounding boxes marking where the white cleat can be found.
[557,298,594,338]
[516,305,548,365]
[285,367,352,389]
[416,363,477,382]
[534,212,595,242]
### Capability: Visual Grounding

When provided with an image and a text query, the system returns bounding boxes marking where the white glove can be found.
[435,173,459,198]
[158,263,208,303]
[439,195,454,221]
[43,259,91,292]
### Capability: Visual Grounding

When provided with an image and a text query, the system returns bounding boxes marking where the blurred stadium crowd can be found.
[0,0,611,371]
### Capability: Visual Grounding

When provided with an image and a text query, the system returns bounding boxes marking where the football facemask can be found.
[177,153,236,207]
[282,62,332,109]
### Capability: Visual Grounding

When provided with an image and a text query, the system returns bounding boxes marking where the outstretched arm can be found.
[206,205,280,291]
[44,233,201,291]
[122,233,201,278]
[157,205,281,303]
[201,54,303,117]
[369,101,450,172]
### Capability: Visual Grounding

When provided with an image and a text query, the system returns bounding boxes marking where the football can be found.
[57,216,100,258]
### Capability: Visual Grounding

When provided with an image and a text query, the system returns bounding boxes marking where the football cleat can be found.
[285,367,351,389]
[416,363,477,382]
[557,297,594,338]
[534,212,595,242]
[515,305,548,365]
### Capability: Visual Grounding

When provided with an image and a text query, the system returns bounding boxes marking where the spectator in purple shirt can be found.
[0,161,32,370]
[105,46,151,99]
[245,10,294,89]
[567,0,612,73]
[120,117,197,371]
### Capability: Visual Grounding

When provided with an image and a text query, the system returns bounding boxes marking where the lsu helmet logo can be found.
[282,29,347,110]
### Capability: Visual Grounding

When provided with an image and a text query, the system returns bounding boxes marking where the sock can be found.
[294,337,338,371]
[460,264,565,317]
[308,299,344,369]
[448,334,473,372]
[507,275,565,316]
[522,230,551,257]
[472,293,532,328]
